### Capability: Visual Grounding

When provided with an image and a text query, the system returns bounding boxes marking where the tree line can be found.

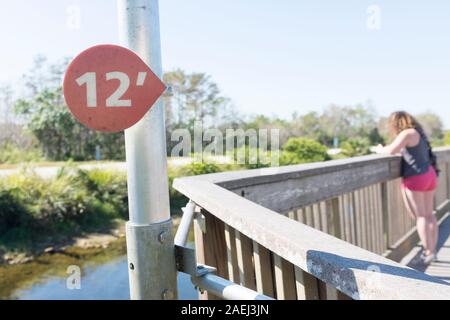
[0,56,447,163]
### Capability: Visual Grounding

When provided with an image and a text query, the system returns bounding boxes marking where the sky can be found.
[0,0,449,128]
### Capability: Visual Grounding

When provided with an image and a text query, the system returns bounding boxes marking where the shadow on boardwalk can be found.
[406,214,450,282]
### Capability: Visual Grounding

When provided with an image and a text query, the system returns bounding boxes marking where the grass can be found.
[0,168,128,255]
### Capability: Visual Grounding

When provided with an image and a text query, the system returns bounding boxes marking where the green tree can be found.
[163,69,233,153]
[341,138,371,157]
[290,111,326,143]
[163,69,230,125]
[13,57,126,161]
[15,88,91,160]
[280,138,330,165]
[444,131,450,146]
[318,104,378,146]
[416,111,444,145]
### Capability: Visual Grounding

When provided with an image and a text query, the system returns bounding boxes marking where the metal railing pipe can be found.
[191,274,274,300]
[174,201,196,247]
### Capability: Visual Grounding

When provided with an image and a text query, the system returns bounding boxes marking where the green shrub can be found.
[280,138,330,165]
[78,169,128,219]
[0,167,129,245]
[0,189,29,234]
[180,162,221,176]
[0,145,44,164]
[231,146,272,169]
[168,162,223,214]
[341,138,372,157]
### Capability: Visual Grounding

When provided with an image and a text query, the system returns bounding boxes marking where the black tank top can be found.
[401,131,431,177]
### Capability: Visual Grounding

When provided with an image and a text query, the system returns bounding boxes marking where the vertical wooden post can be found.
[381,182,389,252]
[273,255,297,300]
[294,267,319,300]
[235,231,257,290]
[194,210,229,300]
[253,242,275,297]
[332,198,342,239]
[224,225,239,283]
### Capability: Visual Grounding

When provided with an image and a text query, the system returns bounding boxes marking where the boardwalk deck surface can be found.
[402,213,450,283]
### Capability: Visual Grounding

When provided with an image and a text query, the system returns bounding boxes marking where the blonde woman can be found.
[376,111,439,264]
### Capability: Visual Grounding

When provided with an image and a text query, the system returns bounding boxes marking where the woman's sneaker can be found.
[422,253,437,264]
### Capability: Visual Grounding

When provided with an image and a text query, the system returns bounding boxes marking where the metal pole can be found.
[117,0,177,300]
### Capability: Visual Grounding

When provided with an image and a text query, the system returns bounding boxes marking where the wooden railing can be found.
[173,147,450,300]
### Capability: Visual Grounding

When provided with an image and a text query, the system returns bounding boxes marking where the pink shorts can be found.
[402,166,437,192]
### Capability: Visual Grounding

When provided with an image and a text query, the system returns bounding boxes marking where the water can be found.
[13,255,198,300]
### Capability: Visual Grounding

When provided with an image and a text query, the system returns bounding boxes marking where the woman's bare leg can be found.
[403,189,432,254]
[424,190,438,254]
[401,187,416,220]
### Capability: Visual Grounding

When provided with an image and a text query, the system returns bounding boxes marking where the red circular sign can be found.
[63,44,166,132]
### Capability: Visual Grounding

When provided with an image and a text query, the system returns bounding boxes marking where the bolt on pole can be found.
[117,0,177,300]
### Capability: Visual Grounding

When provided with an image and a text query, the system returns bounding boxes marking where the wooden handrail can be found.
[173,147,450,299]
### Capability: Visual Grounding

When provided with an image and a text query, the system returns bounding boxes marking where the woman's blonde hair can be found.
[388,111,423,137]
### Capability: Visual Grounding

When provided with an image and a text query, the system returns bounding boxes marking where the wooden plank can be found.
[332,198,342,239]
[367,186,376,251]
[362,187,372,252]
[381,182,389,253]
[224,225,239,283]
[392,179,403,245]
[436,161,448,206]
[357,188,368,250]
[353,190,362,247]
[348,192,357,245]
[370,186,380,254]
[374,185,383,254]
[319,201,328,233]
[377,184,385,253]
[339,196,348,242]
[372,185,382,254]
[317,280,352,300]
[288,210,296,221]
[196,210,229,300]
[386,180,396,247]
[297,208,305,224]
[235,231,257,290]
[342,194,352,243]
[294,267,319,300]
[305,205,313,227]
[325,199,334,236]
[253,241,275,298]
[273,254,297,300]
[360,188,369,250]
[325,284,339,300]
[312,203,321,230]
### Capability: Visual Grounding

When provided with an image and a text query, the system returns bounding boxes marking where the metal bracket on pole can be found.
[126,220,177,300]
[175,245,216,277]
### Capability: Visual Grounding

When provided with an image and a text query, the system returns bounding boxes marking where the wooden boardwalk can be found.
[402,213,450,283]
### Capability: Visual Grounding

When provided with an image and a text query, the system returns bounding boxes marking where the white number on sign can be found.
[105,72,131,107]
[75,71,144,108]
[76,72,97,107]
